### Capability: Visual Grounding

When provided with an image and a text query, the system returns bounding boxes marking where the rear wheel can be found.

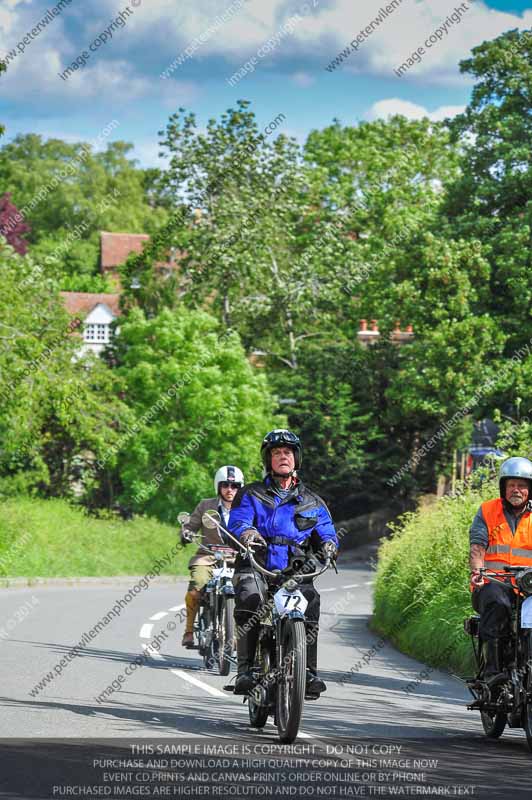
[276,618,306,744]
[217,596,235,676]
[248,635,271,729]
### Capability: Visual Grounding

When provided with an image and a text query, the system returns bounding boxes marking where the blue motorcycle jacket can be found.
[229,476,338,571]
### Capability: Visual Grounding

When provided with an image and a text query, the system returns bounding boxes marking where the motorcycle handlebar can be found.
[246,547,331,581]
[199,511,332,580]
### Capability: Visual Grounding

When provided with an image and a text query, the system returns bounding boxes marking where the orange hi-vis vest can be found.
[482,498,532,570]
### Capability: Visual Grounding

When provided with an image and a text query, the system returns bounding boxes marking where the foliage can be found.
[112,305,284,521]
[0,136,168,283]
[0,496,191,578]
[0,239,129,502]
[372,480,498,675]
[271,336,382,515]
[0,192,30,254]
[447,29,532,356]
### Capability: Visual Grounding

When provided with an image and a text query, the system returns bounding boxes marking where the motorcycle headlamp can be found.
[517,569,532,596]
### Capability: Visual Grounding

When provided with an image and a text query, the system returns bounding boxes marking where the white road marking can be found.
[341,584,359,589]
[139,623,154,639]
[321,588,335,593]
[364,580,374,585]
[171,669,227,698]
[143,643,164,661]
[140,604,324,739]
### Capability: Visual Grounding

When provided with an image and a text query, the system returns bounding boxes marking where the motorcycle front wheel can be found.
[248,635,271,729]
[478,640,506,738]
[276,618,306,744]
[217,596,235,676]
[522,632,532,752]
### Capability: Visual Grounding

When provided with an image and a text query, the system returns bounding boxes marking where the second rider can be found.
[180,465,244,648]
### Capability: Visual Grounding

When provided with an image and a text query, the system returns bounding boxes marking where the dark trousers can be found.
[234,569,321,673]
[472,581,515,641]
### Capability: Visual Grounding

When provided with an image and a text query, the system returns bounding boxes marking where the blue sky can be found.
[0,0,530,167]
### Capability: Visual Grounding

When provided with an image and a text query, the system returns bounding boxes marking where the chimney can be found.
[357,319,380,347]
[391,322,415,345]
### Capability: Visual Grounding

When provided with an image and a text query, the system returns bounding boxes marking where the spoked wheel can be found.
[276,618,306,743]
[248,638,271,729]
[217,597,235,676]
[523,633,532,752]
[200,604,215,668]
[478,641,506,738]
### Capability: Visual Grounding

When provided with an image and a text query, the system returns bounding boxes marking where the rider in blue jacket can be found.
[229,429,338,697]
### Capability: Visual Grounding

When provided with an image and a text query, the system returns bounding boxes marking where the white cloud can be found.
[0,0,198,110]
[366,98,465,122]
[291,70,314,87]
[117,0,532,88]
[132,138,169,169]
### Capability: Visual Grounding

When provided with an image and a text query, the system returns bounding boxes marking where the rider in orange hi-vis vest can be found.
[469,457,532,680]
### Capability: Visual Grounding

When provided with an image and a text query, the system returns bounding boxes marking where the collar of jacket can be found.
[264,474,303,502]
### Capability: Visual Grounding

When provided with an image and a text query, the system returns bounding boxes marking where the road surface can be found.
[0,552,529,798]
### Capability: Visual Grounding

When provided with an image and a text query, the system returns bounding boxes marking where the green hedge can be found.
[0,497,192,579]
[373,480,499,676]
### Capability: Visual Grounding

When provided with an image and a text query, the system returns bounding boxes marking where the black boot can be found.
[305,622,326,696]
[306,669,327,697]
[234,631,257,695]
[483,639,502,680]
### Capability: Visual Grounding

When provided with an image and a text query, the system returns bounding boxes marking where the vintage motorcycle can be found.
[200,510,333,743]
[242,545,331,743]
[465,565,532,750]
[197,538,237,676]
[177,511,237,676]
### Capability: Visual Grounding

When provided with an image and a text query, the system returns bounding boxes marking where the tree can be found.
[446,29,532,357]
[112,305,284,521]
[272,335,382,515]
[0,240,130,502]
[0,192,30,254]
[0,136,168,287]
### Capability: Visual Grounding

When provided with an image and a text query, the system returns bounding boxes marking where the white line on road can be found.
[321,588,335,593]
[169,605,185,611]
[150,611,169,620]
[341,584,359,589]
[139,623,154,639]
[171,669,227,698]
[142,643,164,661]
[364,580,374,585]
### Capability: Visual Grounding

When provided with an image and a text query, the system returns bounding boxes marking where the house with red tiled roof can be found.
[100,231,150,285]
[61,230,180,356]
[60,291,121,357]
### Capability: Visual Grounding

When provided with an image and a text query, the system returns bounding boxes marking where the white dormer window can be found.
[84,323,110,343]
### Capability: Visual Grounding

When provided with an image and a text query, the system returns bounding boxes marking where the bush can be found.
[0,497,192,579]
[373,478,499,675]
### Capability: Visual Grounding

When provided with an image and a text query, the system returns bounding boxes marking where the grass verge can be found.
[0,496,192,579]
[373,480,499,677]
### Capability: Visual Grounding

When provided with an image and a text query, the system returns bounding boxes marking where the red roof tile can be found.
[60,292,121,318]
[100,232,150,271]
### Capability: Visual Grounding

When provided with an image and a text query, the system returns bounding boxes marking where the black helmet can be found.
[261,429,302,472]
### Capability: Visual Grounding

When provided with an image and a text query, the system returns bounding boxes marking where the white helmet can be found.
[214,465,244,495]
